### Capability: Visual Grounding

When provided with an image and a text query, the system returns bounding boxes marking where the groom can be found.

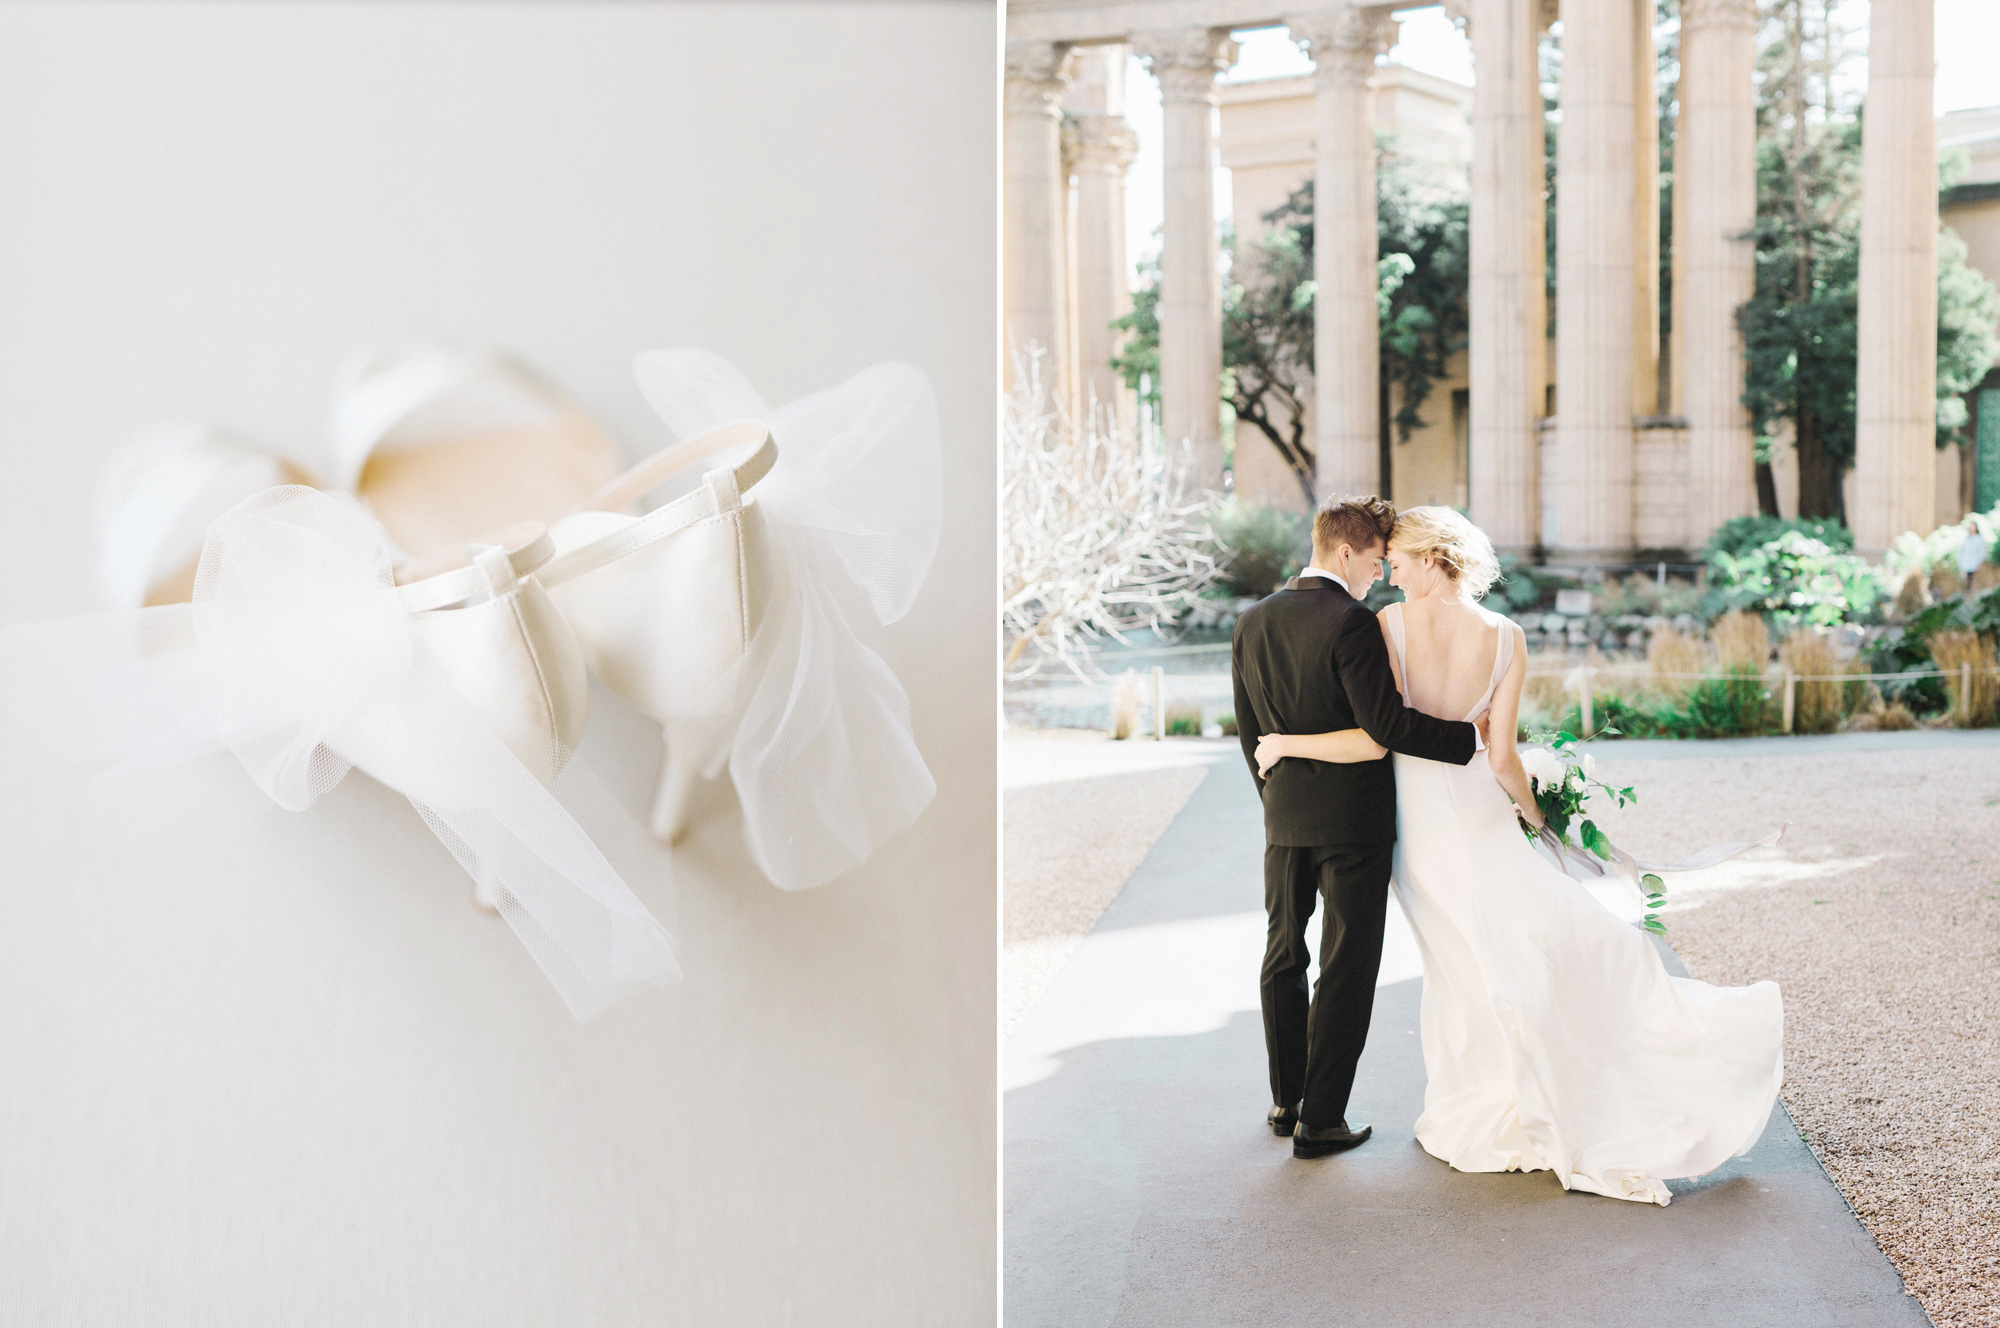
[1231,496,1484,1159]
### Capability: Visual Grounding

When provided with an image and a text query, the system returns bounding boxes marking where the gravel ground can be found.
[1002,730,1223,1033]
[1584,738,2000,1328]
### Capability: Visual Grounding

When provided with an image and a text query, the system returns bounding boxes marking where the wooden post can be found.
[1782,668,1797,734]
[1152,665,1166,740]
[1962,661,1974,724]
[1579,666,1593,738]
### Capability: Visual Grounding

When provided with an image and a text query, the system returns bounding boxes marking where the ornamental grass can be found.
[1894,571,1930,619]
[1645,626,1706,697]
[1710,610,1771,674]
[1110,669,1144,740]
[1777,628,1849,735]
[1521,654,1572,729]
[1929,628,1999,727]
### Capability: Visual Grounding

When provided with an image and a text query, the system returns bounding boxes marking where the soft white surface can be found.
[0,4,996,1323]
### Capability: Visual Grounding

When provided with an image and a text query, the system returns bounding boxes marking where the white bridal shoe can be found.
[5,485,677,1021]
[328,343,945,892]
[2,342,938,1017]
[541,349,943,891]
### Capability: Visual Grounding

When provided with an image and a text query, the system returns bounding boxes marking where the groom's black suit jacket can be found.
[1232,575,1478,847]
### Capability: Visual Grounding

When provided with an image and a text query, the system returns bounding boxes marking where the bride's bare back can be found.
[1382,597,1509,721]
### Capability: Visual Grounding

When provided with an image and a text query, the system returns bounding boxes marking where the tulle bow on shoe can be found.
[620,349,942,892]
[3,486,679,1021]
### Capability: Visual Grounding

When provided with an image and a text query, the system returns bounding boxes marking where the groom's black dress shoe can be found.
[1292,1119,1372,1158]
[1268,1102,1300,1136]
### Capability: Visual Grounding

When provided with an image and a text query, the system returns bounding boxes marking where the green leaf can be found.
[1642,873,1665,893]
[1642,917,1668,935]
[1579,819,1614,862]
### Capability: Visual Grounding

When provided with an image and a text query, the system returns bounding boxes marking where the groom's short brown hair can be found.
[1313,495,1397,559]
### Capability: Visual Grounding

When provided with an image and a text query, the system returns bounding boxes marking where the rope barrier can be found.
[1011,667,2000,686]
[1526,667,2000,683]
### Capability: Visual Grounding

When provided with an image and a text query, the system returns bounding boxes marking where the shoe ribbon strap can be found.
[536,428,778,591]
[577,419,772,514]
[394,523,556,613]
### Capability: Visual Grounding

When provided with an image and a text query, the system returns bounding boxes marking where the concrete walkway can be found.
[1003,738,1935,1328]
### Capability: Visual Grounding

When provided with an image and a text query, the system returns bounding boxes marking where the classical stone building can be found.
[1005,0,1958,559]
[1941,104,2000,518]
[1219,66,1478,517]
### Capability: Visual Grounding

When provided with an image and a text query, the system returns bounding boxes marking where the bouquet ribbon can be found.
[1534,821,1789,902]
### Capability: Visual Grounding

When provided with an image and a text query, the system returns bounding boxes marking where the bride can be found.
[1253,506,1783,1206]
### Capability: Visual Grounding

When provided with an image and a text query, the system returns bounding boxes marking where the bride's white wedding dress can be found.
[1381,601,1784,1206]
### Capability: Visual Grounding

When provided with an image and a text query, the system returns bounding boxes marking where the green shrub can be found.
[1557,674,1772,739]
[1165,703,1204,737]
[1883,503,2000,581]
[1493,553,1553,611]
[1867,585,2000,661]
[1863,584,2000,714]
[1217,712,1239,736]
[1704,514,1854,561]
[1704,530,1881,628]
[1674,675,1774,737]
[1559,692,1678,738]
[1215,502,1309,598]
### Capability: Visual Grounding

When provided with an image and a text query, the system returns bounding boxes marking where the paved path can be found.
[1004,737,1935,1328]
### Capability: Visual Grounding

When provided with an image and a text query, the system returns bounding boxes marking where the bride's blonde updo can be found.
[1388,506,1501,600]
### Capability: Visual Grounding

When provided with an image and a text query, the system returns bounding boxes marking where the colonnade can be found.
[1004,0,1939,556]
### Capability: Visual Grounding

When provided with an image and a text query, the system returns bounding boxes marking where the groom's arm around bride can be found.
[1231,500,1477,850]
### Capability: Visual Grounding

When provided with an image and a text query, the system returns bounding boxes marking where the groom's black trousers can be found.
[1262,840,1394,1130]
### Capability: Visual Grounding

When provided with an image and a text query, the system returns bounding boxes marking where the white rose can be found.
[1581,753,1596,782]
[1520,746,1563,791]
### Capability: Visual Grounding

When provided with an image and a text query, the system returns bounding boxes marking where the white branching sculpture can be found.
[1002,351,1225,679]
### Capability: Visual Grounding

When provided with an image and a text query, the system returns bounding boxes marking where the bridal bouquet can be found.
[1517,729,1669,935]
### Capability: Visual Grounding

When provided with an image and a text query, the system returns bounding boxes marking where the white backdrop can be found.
[0,3,996,1323]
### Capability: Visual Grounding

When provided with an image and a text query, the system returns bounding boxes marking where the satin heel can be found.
[649,743,700,846]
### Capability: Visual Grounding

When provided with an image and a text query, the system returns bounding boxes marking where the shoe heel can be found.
[648,738,698,845]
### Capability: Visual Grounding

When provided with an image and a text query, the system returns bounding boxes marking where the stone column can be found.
[1003,40,1075,397]
[1678,0,1760,546]
[1632,0,1660,419]
[1135,29,1237,489]
[1463,0,1546,552]
[1853,0,1938,553]
[1063,46,1141,431]
[1288,5,1396,501]
[1553,0,1638,556]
